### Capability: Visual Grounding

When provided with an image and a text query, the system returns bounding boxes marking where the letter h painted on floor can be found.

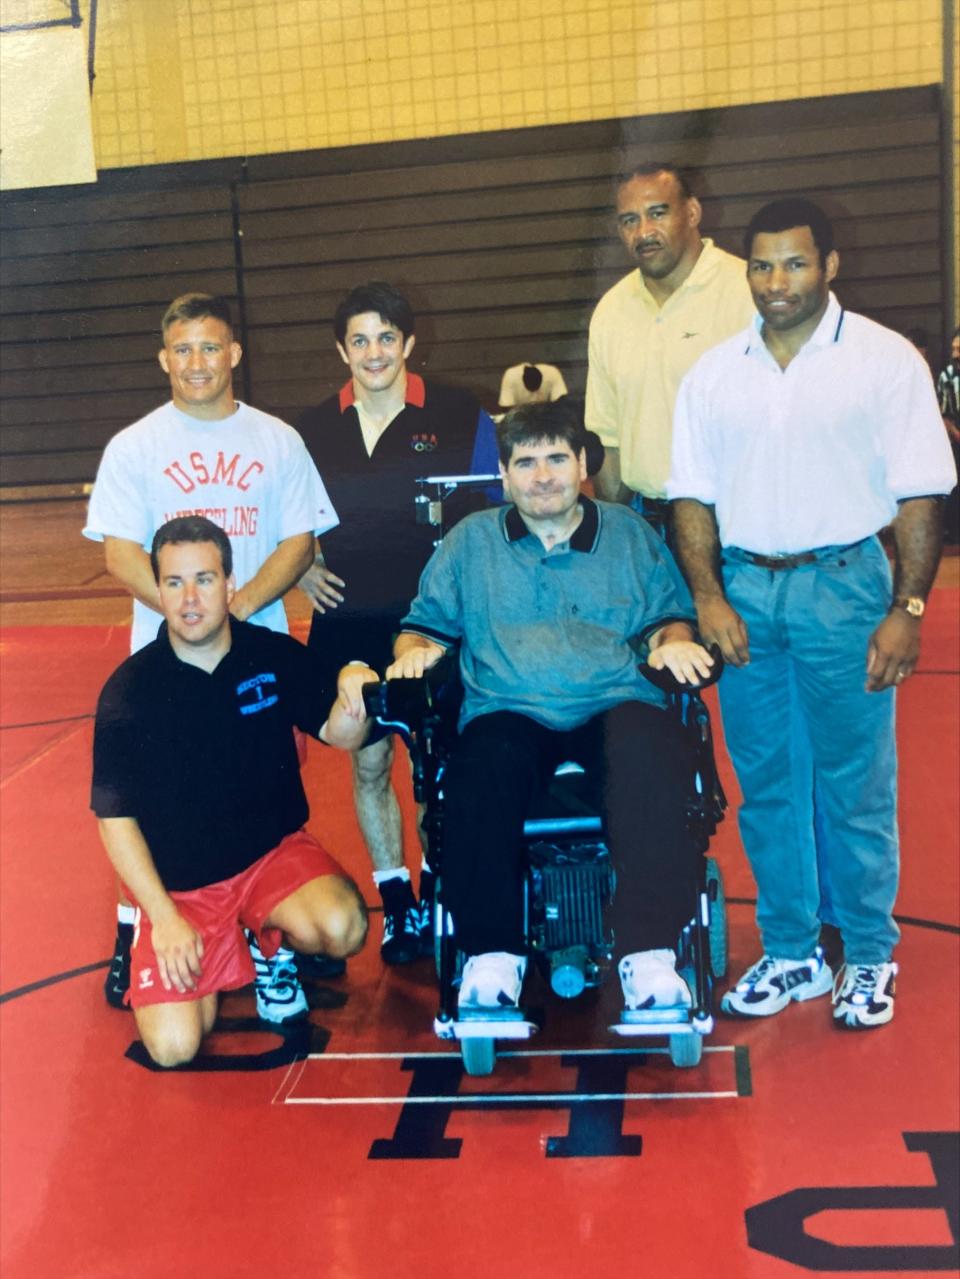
[369,1053,644,1160]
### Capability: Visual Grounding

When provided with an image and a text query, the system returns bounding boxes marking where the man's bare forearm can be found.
[671,499,750,664]
[890,497,944,600]
[104,537,162,612]
[98,816,177,926]
[671,499,725,600]
[593,446,631,504]
[231,531,315,621]
[98,816,203,991]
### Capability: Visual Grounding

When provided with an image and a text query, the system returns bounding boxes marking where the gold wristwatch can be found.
[892,596,925,618]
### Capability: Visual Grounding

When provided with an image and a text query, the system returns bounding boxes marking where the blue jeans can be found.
[718,538,899,965]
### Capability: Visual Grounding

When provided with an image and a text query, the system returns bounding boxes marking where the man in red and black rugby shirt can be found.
[296,282,498,966]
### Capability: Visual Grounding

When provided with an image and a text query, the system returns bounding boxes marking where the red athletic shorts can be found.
[126,829,348,1008]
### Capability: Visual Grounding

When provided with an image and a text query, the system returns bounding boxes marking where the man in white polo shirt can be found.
[668,197,956,1030]
[586,162,754,530]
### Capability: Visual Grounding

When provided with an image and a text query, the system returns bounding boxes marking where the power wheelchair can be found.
[363,653,728,1077]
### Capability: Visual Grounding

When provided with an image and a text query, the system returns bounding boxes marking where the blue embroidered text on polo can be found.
[237,671,278,714]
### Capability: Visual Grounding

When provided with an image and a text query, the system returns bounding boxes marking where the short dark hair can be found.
[496,399,586,466]
[744,198,835,265]
[161,292,233,336]
[333,282,415,345]
[151,516,233,581]
[521,365,544,392]
[616,161,694,201]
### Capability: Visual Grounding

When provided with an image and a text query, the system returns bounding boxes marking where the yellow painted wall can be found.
[83,0,946,169]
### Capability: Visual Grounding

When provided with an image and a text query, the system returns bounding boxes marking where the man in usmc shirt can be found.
[84,292,337,1020]
[92,517,367,1067]
[84,292,336,652]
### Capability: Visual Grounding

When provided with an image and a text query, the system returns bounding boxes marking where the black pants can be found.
[442,702,699,957]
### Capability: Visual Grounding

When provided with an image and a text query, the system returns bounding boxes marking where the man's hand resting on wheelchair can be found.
[336,661,381,720]
[646,621,715,686]
[385,632,447,681]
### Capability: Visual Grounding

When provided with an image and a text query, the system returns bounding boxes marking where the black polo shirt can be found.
[91,619,328,891]
[297,374,495,627]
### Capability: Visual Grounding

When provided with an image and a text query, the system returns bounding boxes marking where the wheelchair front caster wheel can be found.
[460,1037,496,1076]
[669,1033,703,1068]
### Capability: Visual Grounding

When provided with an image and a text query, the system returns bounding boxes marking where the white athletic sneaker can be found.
[458,952,527,1012]
[832,961,897,1029]
[618,949,693,1011]
[721,947,832,1018]
[249,935,309,1024]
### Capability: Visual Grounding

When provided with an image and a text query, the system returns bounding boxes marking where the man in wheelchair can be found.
[340,400,715,1023]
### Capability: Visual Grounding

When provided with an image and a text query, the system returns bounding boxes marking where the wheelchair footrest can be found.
[433,1015,539,1042]
[608,1011,714,1037]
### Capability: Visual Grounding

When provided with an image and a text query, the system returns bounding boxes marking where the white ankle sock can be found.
[372,868,411,888]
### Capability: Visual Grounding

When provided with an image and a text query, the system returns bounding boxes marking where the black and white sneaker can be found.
[832,961,897,1029]
[248,935,309,1024]
[104,922,134,1010]
[380,877,421,966]
[721,947,832,1017]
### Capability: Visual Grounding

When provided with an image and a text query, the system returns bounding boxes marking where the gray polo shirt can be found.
[401,497,695,730]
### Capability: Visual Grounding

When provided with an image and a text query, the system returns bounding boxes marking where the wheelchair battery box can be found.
[526,842,615,957]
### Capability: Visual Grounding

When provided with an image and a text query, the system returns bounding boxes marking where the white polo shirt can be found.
[585,239,755,499]
[667,293,957,554]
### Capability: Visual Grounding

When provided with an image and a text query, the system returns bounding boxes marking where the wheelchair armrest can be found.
[361,676,429,731]
[361,649,462,733]
[639,643,724,695]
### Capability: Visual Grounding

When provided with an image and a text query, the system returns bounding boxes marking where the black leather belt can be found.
[728,538,869,571]
[737,550,818,570]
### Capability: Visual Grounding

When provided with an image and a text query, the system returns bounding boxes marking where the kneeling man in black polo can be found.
[92,516,368,1067]
[339,401,715,1020]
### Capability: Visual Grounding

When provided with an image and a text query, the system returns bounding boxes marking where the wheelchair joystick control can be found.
[550,946,588,999]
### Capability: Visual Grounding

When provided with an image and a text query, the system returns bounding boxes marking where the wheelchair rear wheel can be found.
[460,1037,496,1076]
[705,857,728,979]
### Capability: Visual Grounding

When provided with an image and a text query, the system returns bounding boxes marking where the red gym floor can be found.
[1,589,957,1279]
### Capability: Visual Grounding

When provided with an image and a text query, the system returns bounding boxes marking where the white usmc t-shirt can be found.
[84,400,338,651]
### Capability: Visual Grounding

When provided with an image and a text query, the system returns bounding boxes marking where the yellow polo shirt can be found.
[585,239,755,498]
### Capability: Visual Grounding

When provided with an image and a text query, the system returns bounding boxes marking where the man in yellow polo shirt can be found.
[586,163,754,526]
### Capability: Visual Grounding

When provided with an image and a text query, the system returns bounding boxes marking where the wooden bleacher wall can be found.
[0,84,946,490]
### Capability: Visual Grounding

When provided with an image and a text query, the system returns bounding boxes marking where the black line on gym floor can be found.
[734,1045,753,1097]
[0,960,109,1004]
[0,713,94,731]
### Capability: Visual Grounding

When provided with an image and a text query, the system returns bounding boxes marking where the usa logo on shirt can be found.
[237,672,279,715]
[410,432,438,452]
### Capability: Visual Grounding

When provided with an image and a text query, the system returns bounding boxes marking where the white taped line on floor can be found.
[283,1090,740,1105]
[304,1045,738,1060]
[280,1044,743,1104]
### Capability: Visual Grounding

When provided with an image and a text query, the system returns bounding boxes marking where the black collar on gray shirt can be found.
[502,496,601,552]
